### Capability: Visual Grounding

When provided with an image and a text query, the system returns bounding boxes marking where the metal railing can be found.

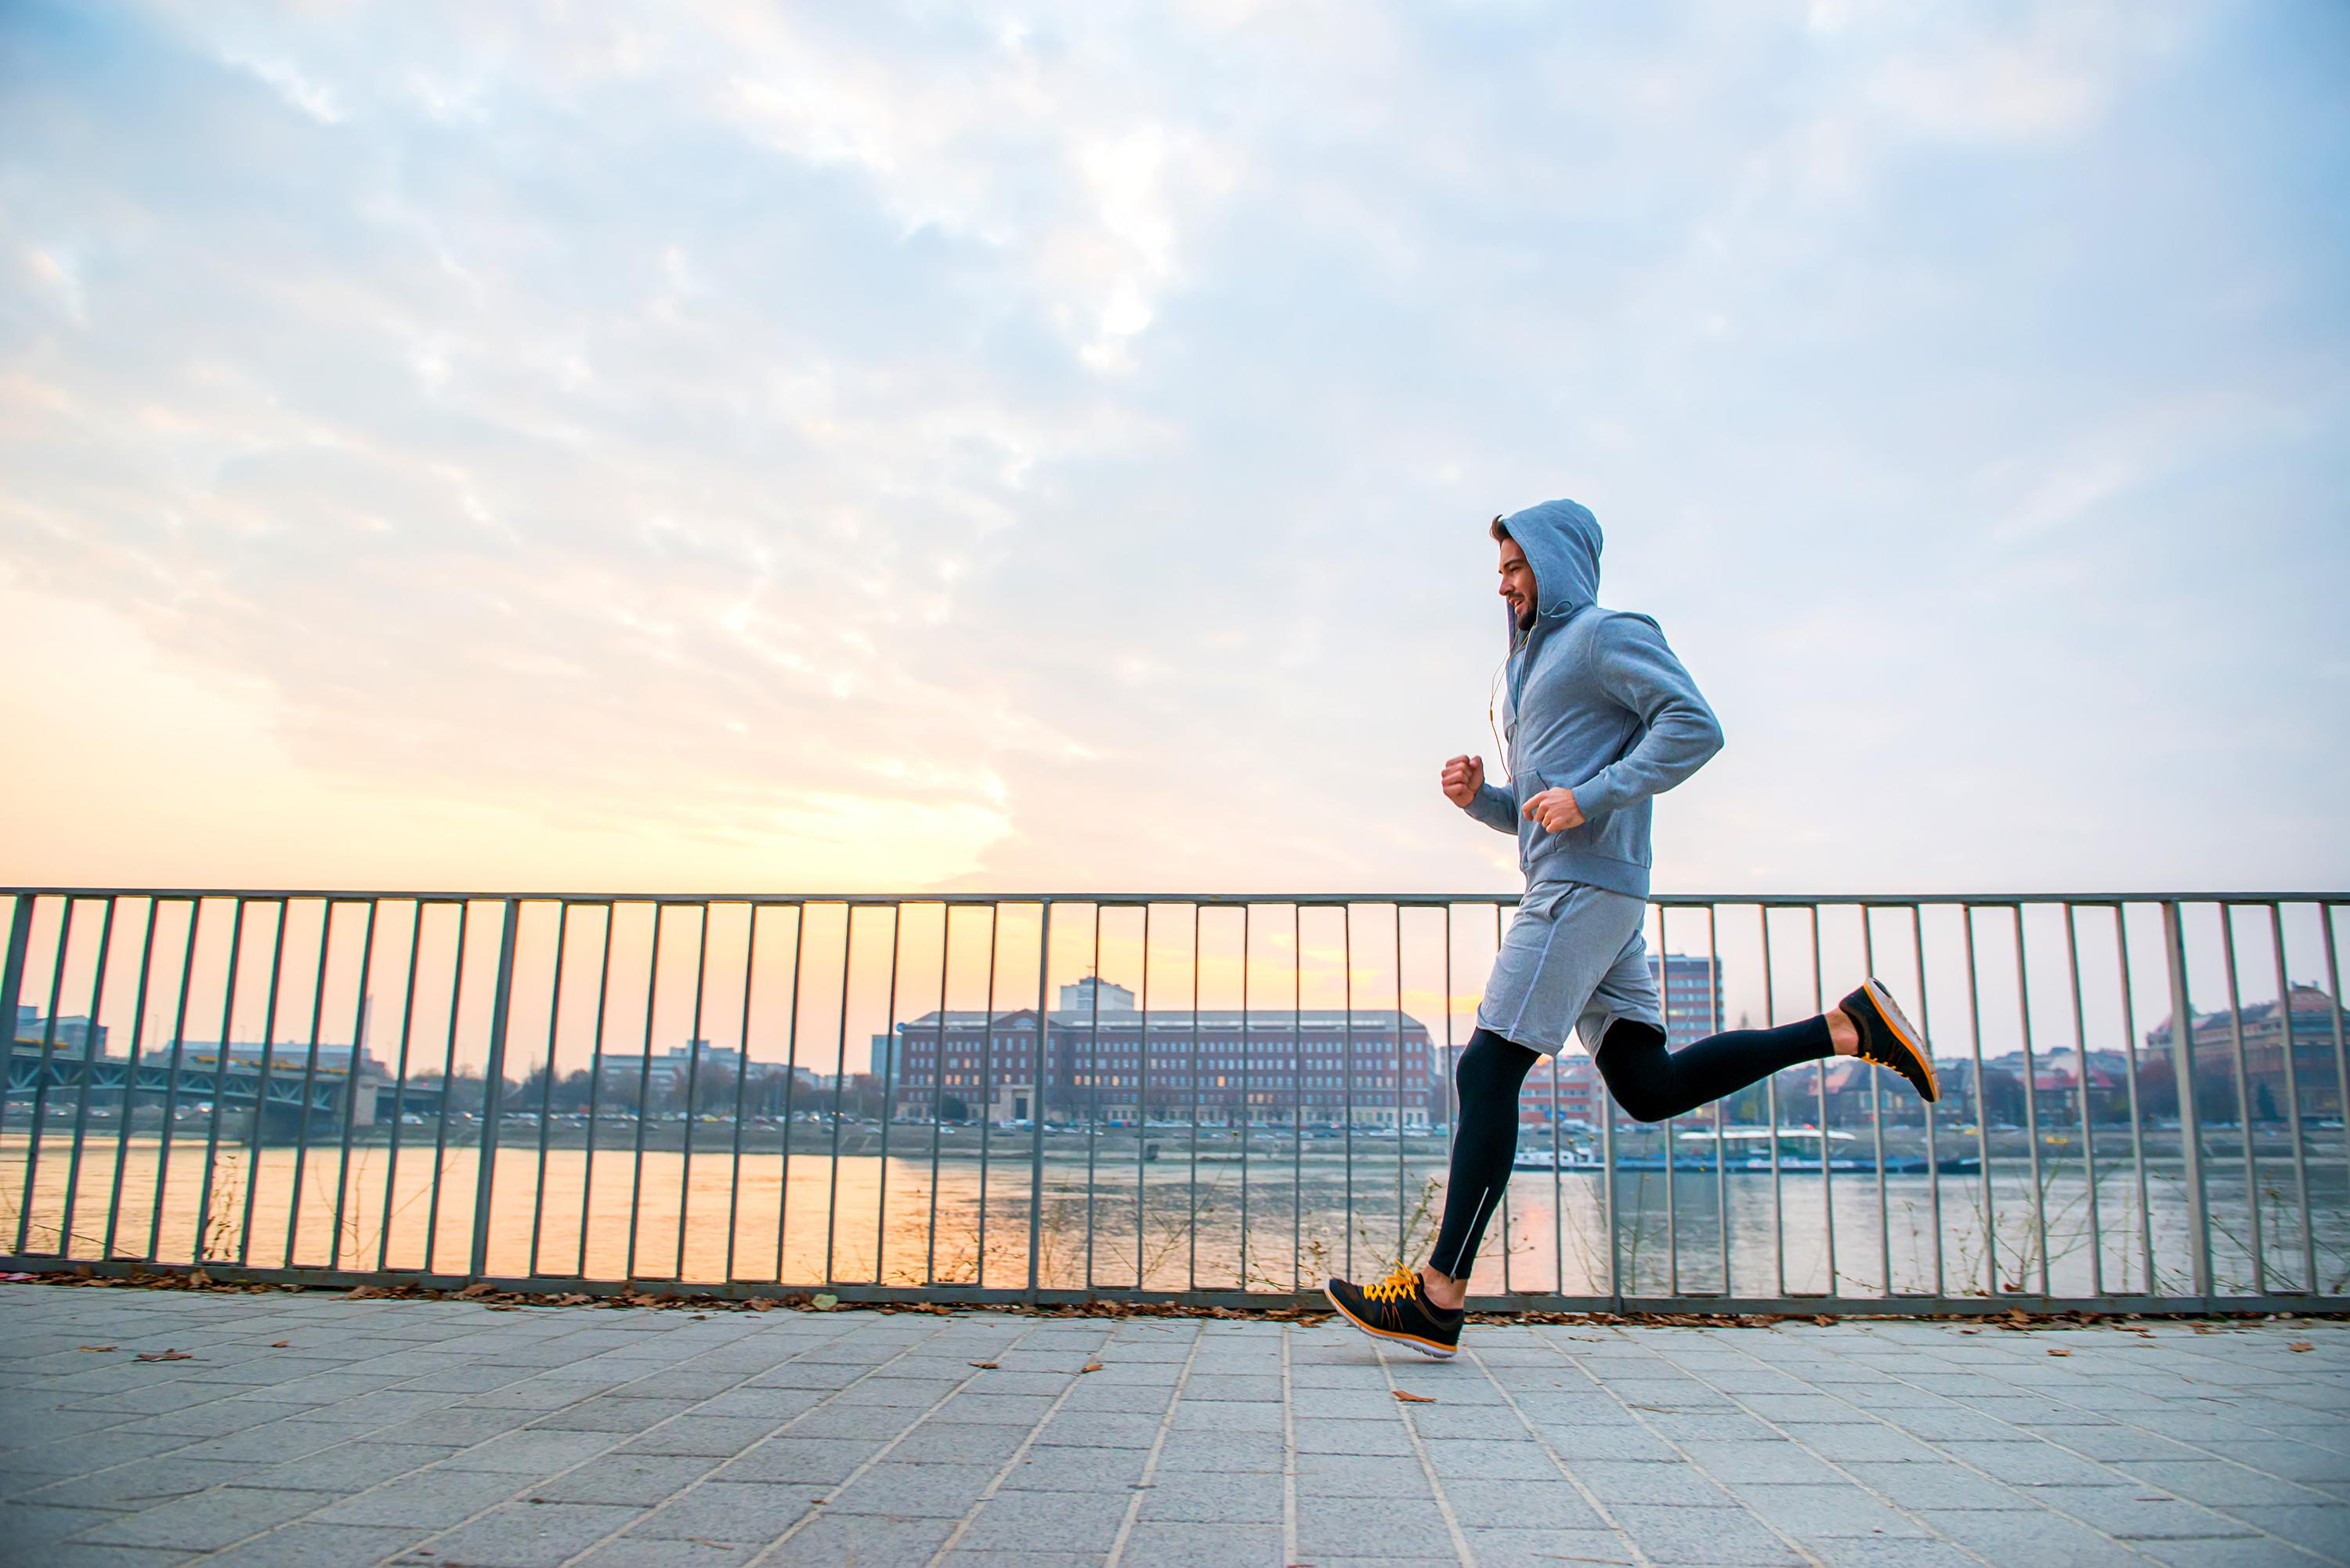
[2,887,2344,1314]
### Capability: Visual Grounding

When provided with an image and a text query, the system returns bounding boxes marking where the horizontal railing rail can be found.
[3,888,2344,1314]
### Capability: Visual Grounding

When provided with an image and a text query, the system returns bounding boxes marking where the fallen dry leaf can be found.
[135,1349,192,1362]
[78,1345,114,1353]
[269,1341,289,1348]
[2289,1342,2314,1352]
[2047,1348,2070,1357]
[1394,1390,1436,1404]
[1813,1314,1833,1327]
[1082,1362,1104,1374]
[968,1361,999,1370]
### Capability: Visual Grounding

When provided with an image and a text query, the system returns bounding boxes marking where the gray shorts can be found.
[1473,881,1662,1056]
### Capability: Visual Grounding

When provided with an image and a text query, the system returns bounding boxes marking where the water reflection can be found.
[5,1130,2341,1299]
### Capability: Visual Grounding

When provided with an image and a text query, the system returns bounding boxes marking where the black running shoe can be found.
[1841,978,1938,1103]
[1323,1266,1463,1360]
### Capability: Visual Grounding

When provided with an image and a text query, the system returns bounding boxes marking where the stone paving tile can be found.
[955,1489,1133,1550]
[571,1537,755,1568]
[2,1286,2345,1568]
[1608,1501,1811,1565]
[1116,1519,1289,1566]
[310,1465,523,1527]
[425,1500,643,1567]
[69,1485,323,1551]
[768,1512,959,1565]
[624,1479,826,1542]
[1133,1470,1284,1523]
[201,1522,432,1568]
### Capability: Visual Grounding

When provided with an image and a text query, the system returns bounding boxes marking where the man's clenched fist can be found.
[1441,754,1484,807]
[1521,787,1585,833]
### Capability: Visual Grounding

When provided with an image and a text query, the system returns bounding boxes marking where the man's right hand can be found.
[1441,754,1484,808]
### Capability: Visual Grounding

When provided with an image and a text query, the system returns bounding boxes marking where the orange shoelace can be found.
[1361,1265,1420,1304]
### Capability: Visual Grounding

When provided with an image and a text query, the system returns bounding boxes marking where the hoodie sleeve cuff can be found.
[1465,782,1518,833]
[1569,771,1625,821]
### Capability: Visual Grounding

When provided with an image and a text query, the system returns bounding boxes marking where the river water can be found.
[4,1126,2342,1302]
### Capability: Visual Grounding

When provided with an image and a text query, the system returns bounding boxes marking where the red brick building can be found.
[878,979,1440,1128]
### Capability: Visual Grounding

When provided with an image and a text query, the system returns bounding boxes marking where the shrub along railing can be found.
[3,887,2344,1313]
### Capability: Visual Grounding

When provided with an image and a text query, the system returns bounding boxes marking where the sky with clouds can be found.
[2,0,2345,899]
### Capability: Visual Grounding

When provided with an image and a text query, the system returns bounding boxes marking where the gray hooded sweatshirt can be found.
[1464,498,1724,898]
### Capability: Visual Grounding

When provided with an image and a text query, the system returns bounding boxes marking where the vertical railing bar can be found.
[2010,904,2050,1298]
[0,895,31,1148]
[327,901,377,1274]
[1549,1011,1564,1297]
[281,898,342,1268]
[1909,905,1943,1299]
[1761,905,1783,1299]
[623,902,663,1281]
[1026,900,1053,1299]
[146,900,203,1263]
[193,900,250,1266]
[576,905,617,1280]
[1245,901,1257,1292]
[1862,908,1889,1296]
[1491,902,1507,1296]
[1662,907,1679,1298]
[1810,903,1835,1297]
[2160,899,2213,1299]
[1959,905,1997,1298]
[1136,903,1152,1291]
[2062,904,2103,1298]
[873,902,904,1288]
[421,901,472,1276]
[722,905,762,1284]
[1343,906,1355,1284]
[16,898,82,1255]
[976,905,999,1288]
[377,901,425,1274]
[674,903,716,1282]
[1294,901,1305,1294]
[528,902,571,1278]
[1189,905,1202,1292]
[7,898,62,1248]
[233,899,288,1266]
[2265,902,2315,1295]
[825,905,857,1288]
[1601,970,1618,1311]
[924,908,949,1288]
[2217,905,2261,1292]
[1390,904,1402,1277]
[468,898,521,1281]
[103,899,166,1260]
[2111,906,2155,1294]
[1085,905,1102,1290]
[53,897,119,1259]
[2325,905,2350,1289]
[1709,905,1728,1295]
[0,897,35,1245]
[1429,907,1448,1297]
[772,907,808,1285]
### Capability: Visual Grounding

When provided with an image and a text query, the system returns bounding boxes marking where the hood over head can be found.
[1498,497,1602,641]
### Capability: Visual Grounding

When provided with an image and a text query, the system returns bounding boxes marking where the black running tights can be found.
[1427,1016,1835,1277]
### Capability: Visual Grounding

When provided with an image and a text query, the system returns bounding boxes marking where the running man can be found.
[1324,499,1937,1359]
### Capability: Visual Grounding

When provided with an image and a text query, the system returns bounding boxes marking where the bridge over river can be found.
[7,1041,443,1136]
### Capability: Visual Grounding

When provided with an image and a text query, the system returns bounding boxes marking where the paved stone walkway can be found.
[1,1286,2345,1568]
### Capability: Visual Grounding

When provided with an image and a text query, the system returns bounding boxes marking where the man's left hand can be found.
[1520,788,1585,833]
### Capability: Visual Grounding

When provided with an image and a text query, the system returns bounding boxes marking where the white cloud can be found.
[0,0,2341,900]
